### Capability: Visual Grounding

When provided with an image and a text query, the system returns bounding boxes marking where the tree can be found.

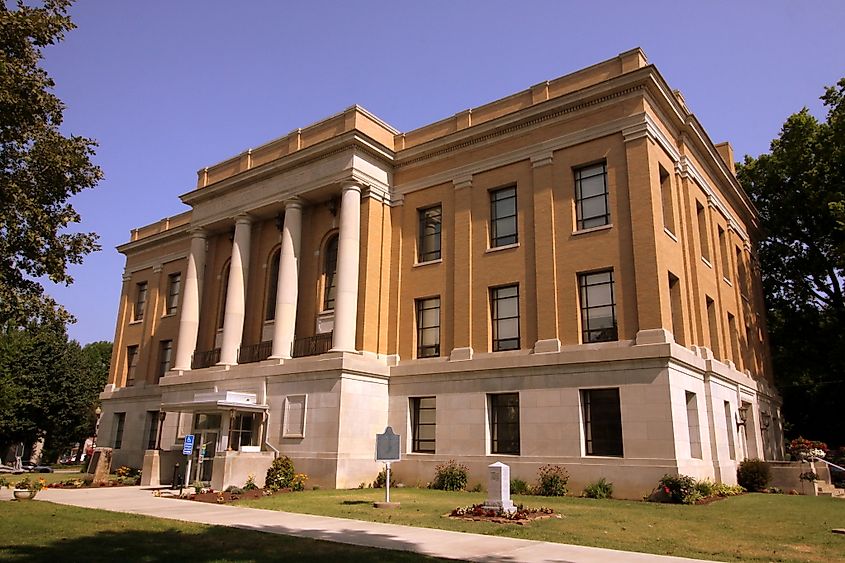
[737,77,845,446]
[0,322,111,461]
[0,0,102,327]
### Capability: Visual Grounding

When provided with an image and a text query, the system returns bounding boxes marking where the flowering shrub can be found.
[291,473,308,492]
[787,437,829,460]
[243,474,258,491]
[658,474,700,504]
[265,456,295,491]
[430,460,468,491]
[115,465,141,478]
[535,464,569,496]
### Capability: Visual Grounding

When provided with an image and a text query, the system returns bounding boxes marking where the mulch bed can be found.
[447,504,561,525]
[192,489,267,503]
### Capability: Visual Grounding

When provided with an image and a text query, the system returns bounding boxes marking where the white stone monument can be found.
[483,461,516,513]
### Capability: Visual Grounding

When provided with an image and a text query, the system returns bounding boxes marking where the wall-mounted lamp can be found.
[736,405,749,430]
[760,412,771,431]
[327,197,339,217]
[275,213,284,232]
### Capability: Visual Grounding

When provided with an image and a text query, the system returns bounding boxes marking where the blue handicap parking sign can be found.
[182,434,195,456]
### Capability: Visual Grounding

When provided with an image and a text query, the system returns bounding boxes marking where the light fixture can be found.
[760,412,771,431]
[736,405,749,430]
[275,213,284,232]
[327,196,339,217]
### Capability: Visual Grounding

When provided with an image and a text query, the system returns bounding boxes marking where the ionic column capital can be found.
[284,197,304,211]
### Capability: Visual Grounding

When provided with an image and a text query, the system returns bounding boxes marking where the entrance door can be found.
[190,414,221,484]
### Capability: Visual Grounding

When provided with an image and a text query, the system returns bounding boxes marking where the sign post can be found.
[374,426,401,508]
[182,434,195,493]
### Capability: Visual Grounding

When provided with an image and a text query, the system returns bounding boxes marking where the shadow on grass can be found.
[1,523,457,563]
[341,500,371,505]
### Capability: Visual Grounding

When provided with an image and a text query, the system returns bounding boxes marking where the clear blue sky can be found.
[41,0,845,345]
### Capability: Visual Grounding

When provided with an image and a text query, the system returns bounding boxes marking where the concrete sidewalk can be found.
[16,486,711,563]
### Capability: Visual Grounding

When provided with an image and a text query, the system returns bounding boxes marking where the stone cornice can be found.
[181,131,395,207]
[117,222,192,255]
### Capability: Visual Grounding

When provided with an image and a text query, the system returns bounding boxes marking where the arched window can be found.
[322,234,338,311]
[217,261,230,329]
[265,249,281,321]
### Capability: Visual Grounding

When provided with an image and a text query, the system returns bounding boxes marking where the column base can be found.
[635,328,674,345]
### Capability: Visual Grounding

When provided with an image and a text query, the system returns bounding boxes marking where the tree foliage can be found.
[0,0,102,327]
[737,77,845,446]
[0,322,110,459]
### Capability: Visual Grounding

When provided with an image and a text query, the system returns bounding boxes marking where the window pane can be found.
[581,388,623,456]
[575,163,609,229]
[580,196,607,221]
[578,174,606,198]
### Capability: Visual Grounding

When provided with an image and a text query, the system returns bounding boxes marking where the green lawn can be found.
[239,488,845,562]
[0,500,451,562]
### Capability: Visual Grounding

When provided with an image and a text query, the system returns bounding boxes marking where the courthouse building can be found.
[98,49,784,498]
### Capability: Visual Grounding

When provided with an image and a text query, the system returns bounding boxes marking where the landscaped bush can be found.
[712,482,744,497]
[265,456,295,491]
[583,477,613,499]
[694,478,715,498]
[430,460,468,491]
[510,478,531,495]
[225,485,244,494]
[737,459,770,492]
[658,474,701,504]
[291,473,308,492]
[243,474,258,491]
[535,464,569,496]
[115,466,141,478]
[372,467,396,488]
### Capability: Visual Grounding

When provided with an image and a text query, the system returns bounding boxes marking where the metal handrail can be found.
[809,456,845,473]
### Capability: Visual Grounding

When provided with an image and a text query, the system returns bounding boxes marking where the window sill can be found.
[128,320,143,325]
[407,451,436,455]
[161,313,176,319]
[489,452,521,457]
[572,223,613,236]
[663,227,678,242]
[723,277,733,287]
[582,454,624,459]
[486,242,519,254]
[414,258,442,268]
[701,256,713,269]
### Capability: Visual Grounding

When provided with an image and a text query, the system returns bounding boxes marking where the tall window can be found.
[686,392,702,459]
[157,340,172,381]
[696,202,711,262]
[706,296,720,357]
[724,401,736,460]
[718,227,730,280]
[668,272,684,345]
[736,246,749,296]
[660,165,675,234]
[418,205,442,262]
[727,313,740,366]
[490,186,517,247]
[113,412,126,449]
[265,249,281,321]
[166,273,181,315]
[228,413,256,449]
[489,393,520,455]
[125,345,139,386]
[134,282,148,321]
[578,270,617,343]
[146,411,160,450]
[581,388,623,457]
[575,162,609,230]
[410,397,436,453]
[416,297,440,358]
[490,285,520,351]
[217,263,230,329]
[323,234,339,310]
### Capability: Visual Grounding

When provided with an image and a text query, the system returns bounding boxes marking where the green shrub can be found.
[469,483,483,493]
[535,464,569,496]
[658,474,701,504]
[583,477,613,499]
[372,467,396,489]
[265,456,295,492]
[510,478,531,495]
[291,473,308,492]
[694,478,715,498]
[713,482,745,496]
[737,459,770,492]
[225,485,244,494]
[430,460,468,491]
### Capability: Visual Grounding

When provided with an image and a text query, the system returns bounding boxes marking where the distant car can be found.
[20,462,53,473]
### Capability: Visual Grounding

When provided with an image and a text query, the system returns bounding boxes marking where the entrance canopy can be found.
[161,391,268,414]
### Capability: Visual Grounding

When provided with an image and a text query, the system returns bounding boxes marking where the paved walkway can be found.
[13,486,712,563]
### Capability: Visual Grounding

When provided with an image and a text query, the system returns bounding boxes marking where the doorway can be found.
[190,413,221,484]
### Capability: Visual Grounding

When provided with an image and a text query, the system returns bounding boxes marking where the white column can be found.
[173,229,206,371]
[331,182,362,352]
[271,199,303,359]
[218,215,252,365]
